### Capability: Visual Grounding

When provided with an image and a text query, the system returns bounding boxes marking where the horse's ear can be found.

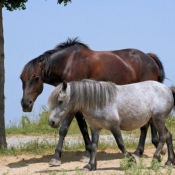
[62,80,67,91]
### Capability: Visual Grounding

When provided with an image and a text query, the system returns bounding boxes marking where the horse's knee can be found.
[59,124,69,136]
[151,136,159,146]
[91,143,97,152]
[86,143,98,153]
[166,131,172,141]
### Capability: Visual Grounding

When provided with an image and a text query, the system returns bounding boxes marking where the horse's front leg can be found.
[49,114,75,166]
[83,128,100,171]
[75,112,91,162]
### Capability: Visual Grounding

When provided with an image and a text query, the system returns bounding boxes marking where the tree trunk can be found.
[0,2,7,149]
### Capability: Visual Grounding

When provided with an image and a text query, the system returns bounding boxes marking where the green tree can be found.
[0,0,71,149]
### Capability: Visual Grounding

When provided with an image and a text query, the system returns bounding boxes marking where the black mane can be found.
[56,37,89,50]
[43,37,89,56]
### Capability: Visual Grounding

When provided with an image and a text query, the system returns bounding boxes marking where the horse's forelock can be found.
[21,56,47,80]
[22,57,41,73]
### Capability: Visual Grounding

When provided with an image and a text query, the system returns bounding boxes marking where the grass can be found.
[120,155,173,175]
[6,106,56,136]
[0,139,57,156]
[165,114,175,138]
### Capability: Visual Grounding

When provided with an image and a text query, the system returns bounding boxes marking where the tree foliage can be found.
[58,0,72,6]
[0,0,72,11]
[0,0,28,11]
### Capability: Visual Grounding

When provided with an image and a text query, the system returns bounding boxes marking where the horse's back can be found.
[117,81,173,111]
[80,48,158,84]
[116,81,173,130]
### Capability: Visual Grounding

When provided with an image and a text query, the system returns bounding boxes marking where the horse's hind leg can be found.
[152,117,167,163]
[110,125,136,164]
[134,122,166,157]
[150,123,166,155]
[164,127,175,166]
[75,112,91,162]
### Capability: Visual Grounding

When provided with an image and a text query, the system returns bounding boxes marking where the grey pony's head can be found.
[48,81,69,128]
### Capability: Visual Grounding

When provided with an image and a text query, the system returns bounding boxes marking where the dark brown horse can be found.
[20,38,165,166]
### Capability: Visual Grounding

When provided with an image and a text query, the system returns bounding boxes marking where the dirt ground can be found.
[0,147,175,175]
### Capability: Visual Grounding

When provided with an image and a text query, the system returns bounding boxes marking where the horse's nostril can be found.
[51,121,55,126]
[49,120,55,127]
[29,100,33,104]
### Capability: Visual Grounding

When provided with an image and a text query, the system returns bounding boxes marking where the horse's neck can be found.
[43,53,69,86]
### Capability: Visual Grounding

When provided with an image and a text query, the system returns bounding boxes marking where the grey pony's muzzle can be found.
[49,118,60,128]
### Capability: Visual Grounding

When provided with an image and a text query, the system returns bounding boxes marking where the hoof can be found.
[164,159,175,167]
[160,145,167,155]
[79,156,90,163]
[83,164,96,171]
[132,150,143,158]
[131,153,141,160]
[83,167,90,172]
[163,164,171,169]
[49,158,61,166]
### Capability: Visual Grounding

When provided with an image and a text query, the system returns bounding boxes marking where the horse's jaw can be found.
[23,108,32,112]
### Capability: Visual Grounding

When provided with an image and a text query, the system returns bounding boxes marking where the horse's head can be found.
[48,81,70,128]
[20,57,44,112]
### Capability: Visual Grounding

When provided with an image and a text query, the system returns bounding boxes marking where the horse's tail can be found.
[170,87,175,106]
[147,53,165,83]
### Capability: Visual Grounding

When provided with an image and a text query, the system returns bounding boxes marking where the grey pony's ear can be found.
[62,80,67,91]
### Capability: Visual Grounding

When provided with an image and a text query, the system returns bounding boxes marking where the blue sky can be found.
[3,1,175,125]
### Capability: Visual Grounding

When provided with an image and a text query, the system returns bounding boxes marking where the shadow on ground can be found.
[7,150,123,169]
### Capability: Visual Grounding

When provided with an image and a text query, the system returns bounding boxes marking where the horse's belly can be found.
[85,114,113,130]
[83,109,119,130]
[87,119,111,130]
[119,114,151,131]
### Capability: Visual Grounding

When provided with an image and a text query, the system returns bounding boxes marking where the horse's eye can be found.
[34,76,39,81]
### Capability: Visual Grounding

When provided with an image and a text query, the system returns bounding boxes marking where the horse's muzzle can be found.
[49,120,59,128]
[21,99,34,112]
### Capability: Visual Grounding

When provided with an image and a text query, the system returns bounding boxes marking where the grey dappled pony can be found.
[48,79,175,171]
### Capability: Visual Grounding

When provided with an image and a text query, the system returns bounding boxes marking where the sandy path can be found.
[0,147,175,175]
